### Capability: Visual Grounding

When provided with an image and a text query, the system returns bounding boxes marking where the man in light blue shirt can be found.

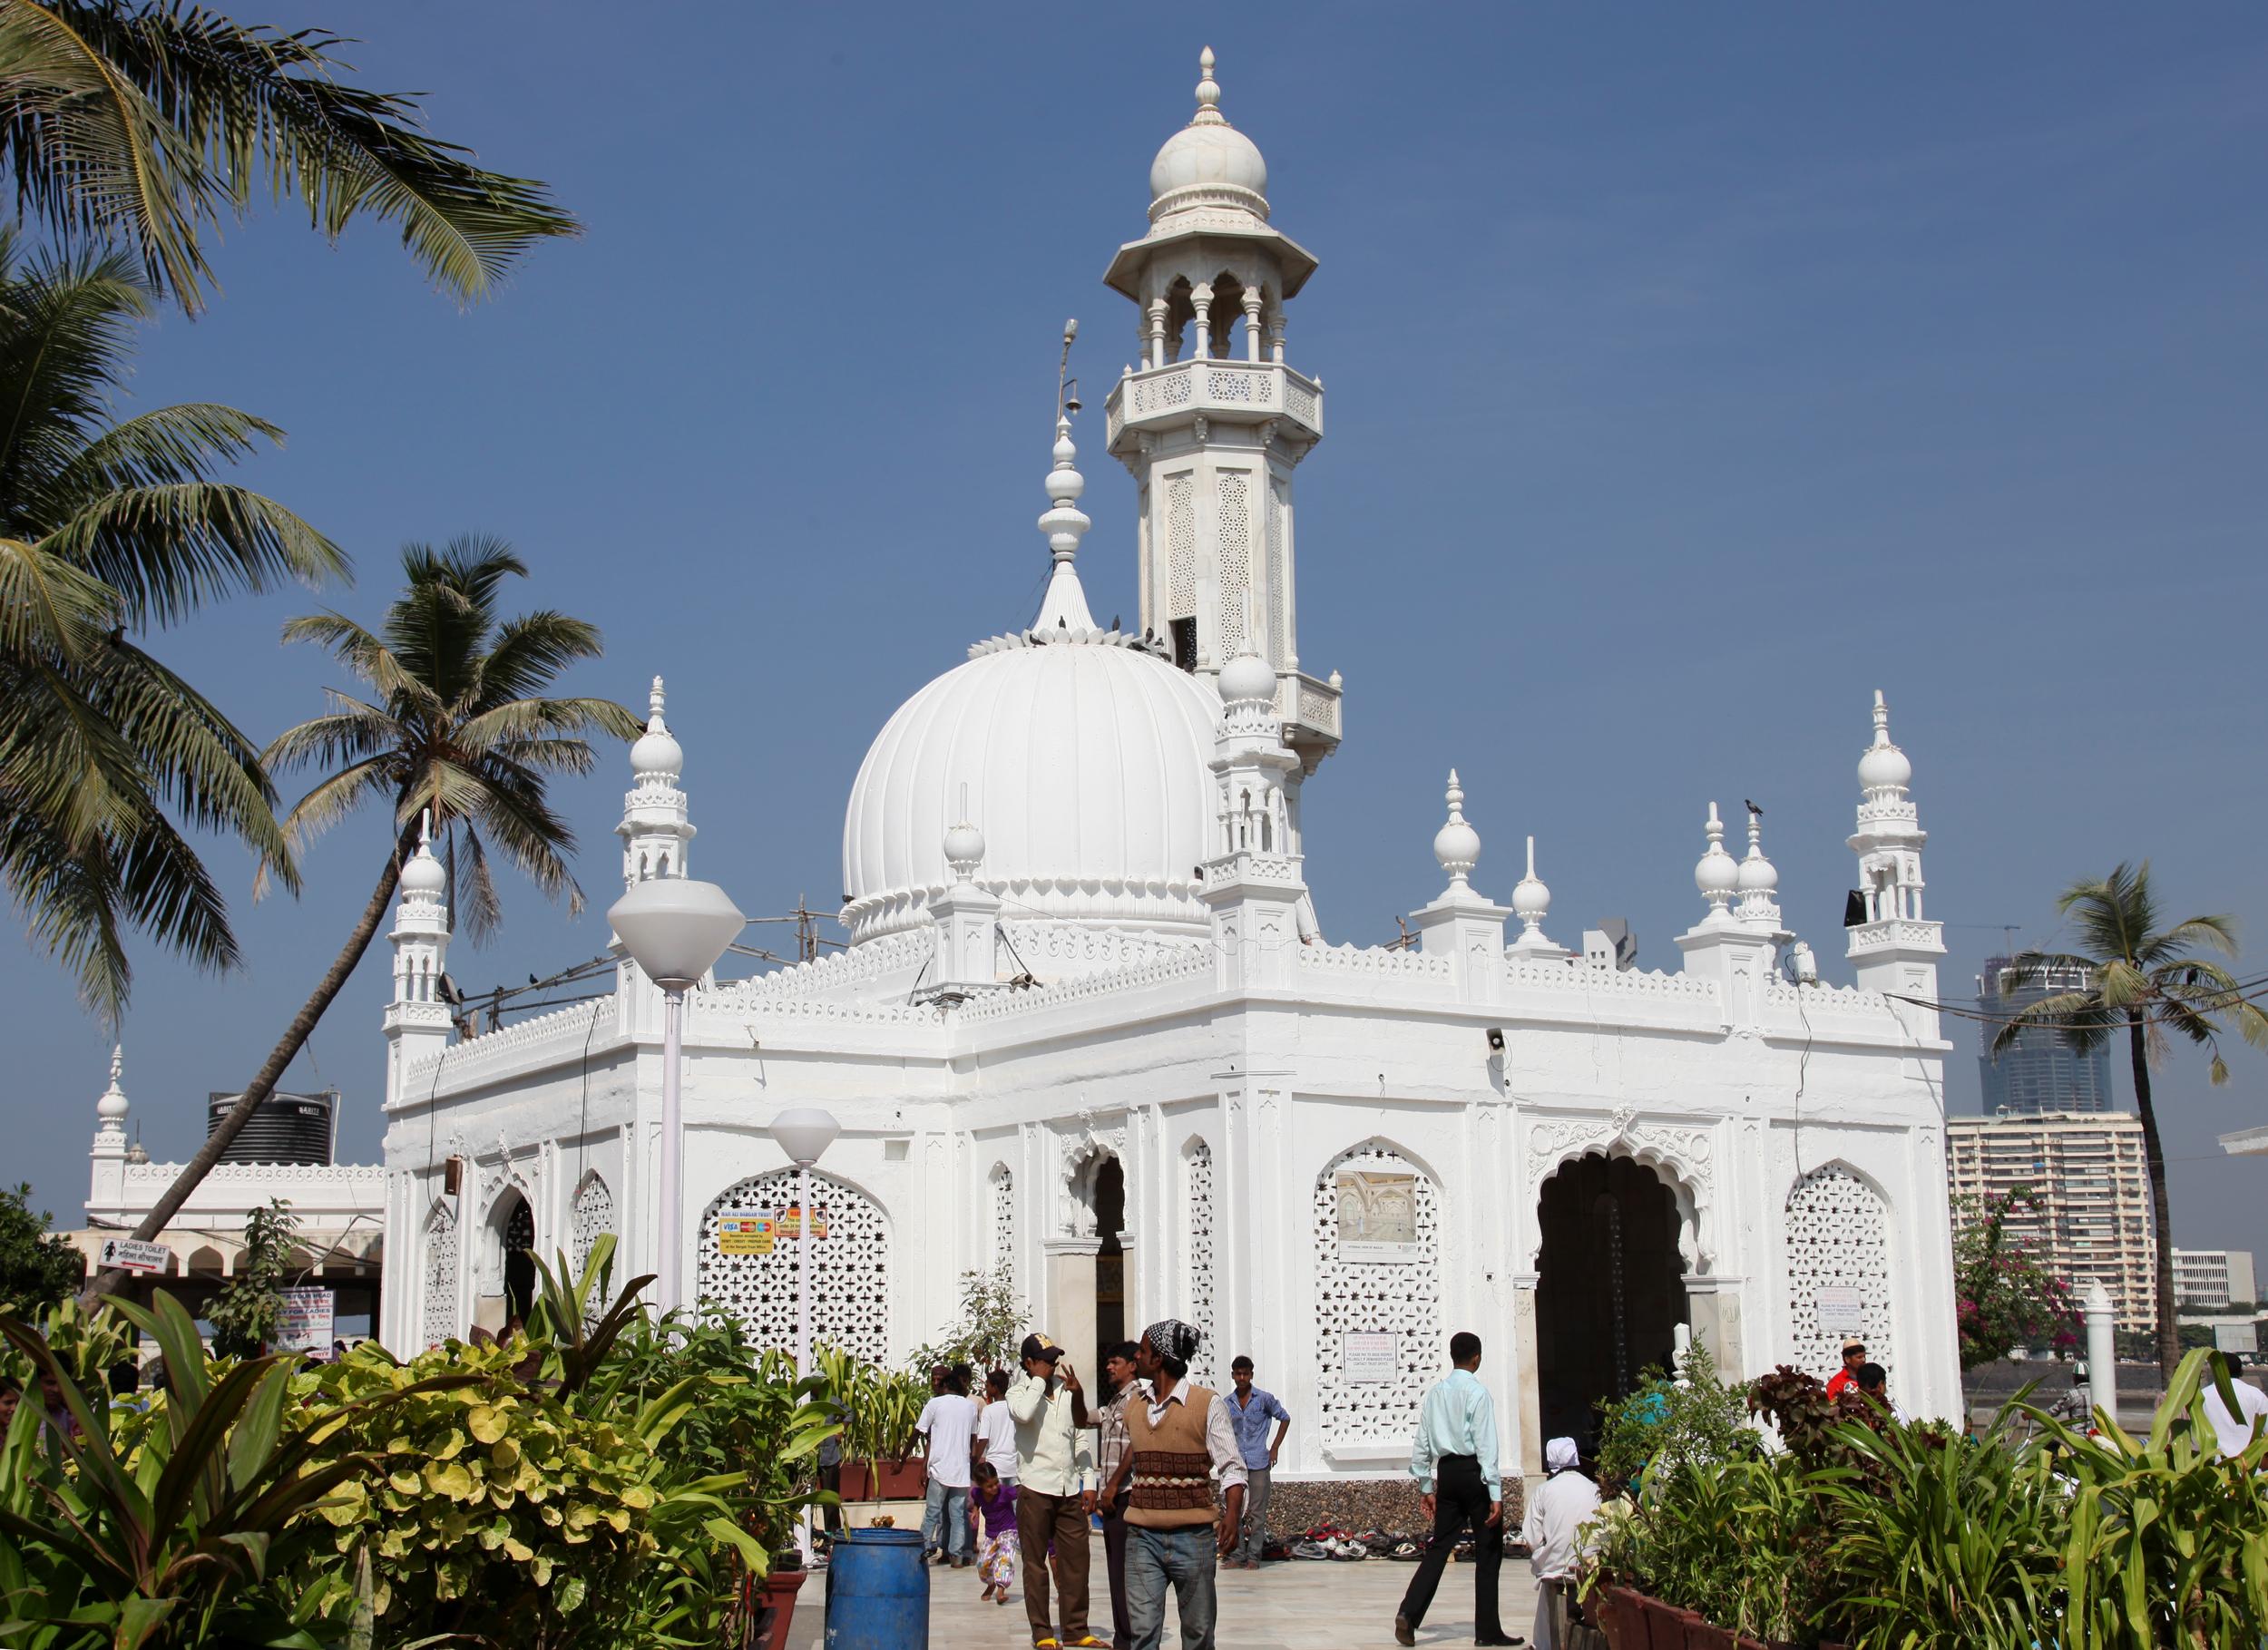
[1395,1332,1515,1646]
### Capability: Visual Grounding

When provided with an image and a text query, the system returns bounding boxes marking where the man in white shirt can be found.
[917,1363,980,1567]
[2201,1354,2268,1460]
[1520,1436,1601,1650]
[1009,1333,1103,1648]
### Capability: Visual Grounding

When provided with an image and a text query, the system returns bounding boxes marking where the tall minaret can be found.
[88,1044,131,1217]
[383,814,454,1108]
[1104,47,1341,772]
[1846,691,1944,1029]
[619,676,693,887]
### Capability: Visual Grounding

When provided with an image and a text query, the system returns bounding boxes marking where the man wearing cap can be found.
[1008,1332,1102,1649]
[1520,1437,1600,1649]
[1825,1338,1867,1401]
[1099,1320,1246,1650]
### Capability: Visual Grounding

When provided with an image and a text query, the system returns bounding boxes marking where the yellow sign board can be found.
[716,1213,776,1255]
[777,1205,830,1242]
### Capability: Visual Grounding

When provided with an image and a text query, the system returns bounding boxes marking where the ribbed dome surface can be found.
[841,635,1220,942]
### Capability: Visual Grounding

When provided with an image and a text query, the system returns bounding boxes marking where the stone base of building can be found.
[1261,1476,1525,1539]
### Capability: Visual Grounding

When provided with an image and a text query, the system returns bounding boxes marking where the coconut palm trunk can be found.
[2126,1013,2181,1378]
[83,827,409,1303]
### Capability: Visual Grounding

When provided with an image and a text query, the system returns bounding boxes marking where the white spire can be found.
[630,674,684,783]
[1432,769,1481,895]
[1033,411,1099,630]
[1694,801,1737,924]
[1857,688,1913,801]
[1193,46,1224,124]
[93,1043,129,1143]
[620,674,694,886]
[399,808,446,902]
[1507,833,1561,955]
[1735,804,1782,930]
[944,783,985,884]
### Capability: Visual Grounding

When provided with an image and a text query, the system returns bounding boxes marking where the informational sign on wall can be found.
[776,1205,829,1242]
[1342,1332,1399,1383]
[716,1212,777,1255]
[1813,1286,1867,1339]
[1334,1171,1419,1262]
[275,1287,335,1357]
[96,1237,171,1274]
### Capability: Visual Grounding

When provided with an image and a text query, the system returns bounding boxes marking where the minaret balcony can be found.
[1105,358,1324,451]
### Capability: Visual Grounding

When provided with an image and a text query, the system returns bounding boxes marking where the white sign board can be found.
[96,1237,170,1274]
[1813,1287,1866,1339]
[275,1286,336,1357]
[1342,1332,1399,1384]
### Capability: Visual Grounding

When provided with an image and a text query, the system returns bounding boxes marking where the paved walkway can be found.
[788,1556,1541,1648]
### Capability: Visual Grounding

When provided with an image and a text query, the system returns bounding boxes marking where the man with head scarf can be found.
[1098,1319,1246,1650]
[1520,1437,1601,1650]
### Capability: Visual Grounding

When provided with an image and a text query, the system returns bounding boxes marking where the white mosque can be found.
[359,50,1960,1477]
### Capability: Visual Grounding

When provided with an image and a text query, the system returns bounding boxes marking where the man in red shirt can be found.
[1823,1338,1867,1400]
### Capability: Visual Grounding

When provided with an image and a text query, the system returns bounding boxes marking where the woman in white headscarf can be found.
[1520,1437,1601,1650]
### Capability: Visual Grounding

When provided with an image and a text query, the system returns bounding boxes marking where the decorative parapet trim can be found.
[1504,957,1720,1002]
[711,930,931,1001]
[123,1161,387,1186]
[403,999,606,1092]
[845,875,1208,946]
[960,943,1212,1024]
[1296,942,1452,980]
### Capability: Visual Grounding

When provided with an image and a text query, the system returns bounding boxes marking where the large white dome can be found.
[841,625,1221,943]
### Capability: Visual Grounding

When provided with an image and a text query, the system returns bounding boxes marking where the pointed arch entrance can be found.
[1534,1153,1688,1450]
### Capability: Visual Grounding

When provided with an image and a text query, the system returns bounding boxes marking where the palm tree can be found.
[1992,862,2268,1377]
[0,0,577,314]
[0,229,343,1020]
[86,536,640,1299]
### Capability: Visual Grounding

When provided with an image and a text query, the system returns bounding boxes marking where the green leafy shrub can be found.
[1595,1340,1759,1493]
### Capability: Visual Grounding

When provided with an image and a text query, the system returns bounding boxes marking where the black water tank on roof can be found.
[206,1089,337,1165]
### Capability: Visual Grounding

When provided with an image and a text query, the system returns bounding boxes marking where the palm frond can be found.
[1990,991,2116,1058]
[259,707,399,777]
[0,530,112,659]
[0,0,578,313]
[42,480,346,627]
[279,609,435,709]
[455,694,639,753]
[473,610,607,703]
[453,818,502,944]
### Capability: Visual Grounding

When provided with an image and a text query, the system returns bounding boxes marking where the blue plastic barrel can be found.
[824,1527,927,1650]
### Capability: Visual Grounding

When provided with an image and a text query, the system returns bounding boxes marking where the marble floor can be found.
[787,1555,1543,1649]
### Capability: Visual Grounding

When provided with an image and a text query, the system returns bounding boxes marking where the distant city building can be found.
[1976,954,2113,1114]
[1946,1111,2156,1333]
[2173,1249,2256,1311]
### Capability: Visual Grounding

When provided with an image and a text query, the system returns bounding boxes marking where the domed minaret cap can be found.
[630,675,685,780]
[1857,688,1912,793]
[1736,805,1779,895]
[1433,769,1481,891]
[399,809,447,897]
[95,1044,129,1127]
[1695,801,1738,910]
[1149,46,1269,222]
[1512,835,1551,926]
[1218,642,1276,708]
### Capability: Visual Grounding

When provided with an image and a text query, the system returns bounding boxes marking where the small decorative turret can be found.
[1846,689,1944,1015]
[384,809,455,1108]
[1735,805,1782,932]
[93,1044,129,1155]
[88,1043,134,1214]
[620,676,696,888]
[922,787,1002,1003]
[1432,770,1481,897]
[1508,835,1568,959]
[1694,802,1738,925]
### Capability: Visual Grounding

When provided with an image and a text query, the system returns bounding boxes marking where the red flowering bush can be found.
[1952,1189,2080,1370]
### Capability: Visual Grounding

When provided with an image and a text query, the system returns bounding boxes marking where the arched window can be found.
[1311,1141,1442,1450]
[572,1174,614,1277]
[421,1201,458,1347]
[1784,1164,1893,1379]
[698,1170,891,1361]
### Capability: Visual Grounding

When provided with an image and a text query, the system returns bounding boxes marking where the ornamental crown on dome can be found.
[399,809,447,900]
[1432,769,1481,893]
[1148,45,1270,224]
[1694,801,1738,919]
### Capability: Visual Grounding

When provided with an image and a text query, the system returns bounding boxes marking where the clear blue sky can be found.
[9,4,2267,1271]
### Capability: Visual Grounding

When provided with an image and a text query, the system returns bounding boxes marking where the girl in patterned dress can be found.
[971,1460,1019,1604]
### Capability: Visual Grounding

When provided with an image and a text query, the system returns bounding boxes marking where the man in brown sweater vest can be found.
[1098,1320,1246,1650]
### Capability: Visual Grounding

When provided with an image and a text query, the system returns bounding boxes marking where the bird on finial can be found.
[1194,46,1223,122]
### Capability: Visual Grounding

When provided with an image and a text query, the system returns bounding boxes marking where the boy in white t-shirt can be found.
[917,1364,981,1567]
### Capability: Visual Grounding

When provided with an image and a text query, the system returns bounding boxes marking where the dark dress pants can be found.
[1101,1502,1133,1647]
[1396,1456,1503,1639]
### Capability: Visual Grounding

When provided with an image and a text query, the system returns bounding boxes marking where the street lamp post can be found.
[771,1108,841,1386]
[608,876,746,1314]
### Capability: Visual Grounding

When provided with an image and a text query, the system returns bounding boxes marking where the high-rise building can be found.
[1976,955,2113,1114]
[1945,1111,2157,1333]
[2172,1249,2256,1311]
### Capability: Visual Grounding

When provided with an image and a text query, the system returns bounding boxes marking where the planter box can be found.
[841,1458,925,1500]
[1592,1584,1647,1650]
[757,1567,804,1650]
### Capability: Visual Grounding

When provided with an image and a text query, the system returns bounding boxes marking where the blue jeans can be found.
[923,1479,971,1560]
[1125,1523,1217,1650]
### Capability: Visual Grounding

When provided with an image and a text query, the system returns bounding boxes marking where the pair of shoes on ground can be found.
[1031,1635,1110,1648]
[1290,1533,1369,1560]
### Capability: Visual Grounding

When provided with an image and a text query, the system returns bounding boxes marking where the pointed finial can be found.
[649,675,668,729]
[1737,802,1781,925]
[110,1042,122,1085]
[96,1042,130,1129]
[1695,800,1738,919]
[1194,46,1222,122]
[1511,834,1552,938]
[1040,413,1091,566]
[1872,688,1890,747]
[1433,768,1481,893]
[419,808,432,850]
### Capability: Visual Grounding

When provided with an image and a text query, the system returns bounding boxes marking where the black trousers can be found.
[1101,1502,1133,1648]
[1397,1456,1503,1639]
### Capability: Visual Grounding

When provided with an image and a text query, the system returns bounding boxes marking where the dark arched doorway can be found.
[1093,1157,1126,1365]
[1534,1154,1687,1451]
[501,1195,535,1327]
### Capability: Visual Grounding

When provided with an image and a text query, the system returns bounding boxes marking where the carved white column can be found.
[1243,288,1264,361]
[1190,283,1214,359]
